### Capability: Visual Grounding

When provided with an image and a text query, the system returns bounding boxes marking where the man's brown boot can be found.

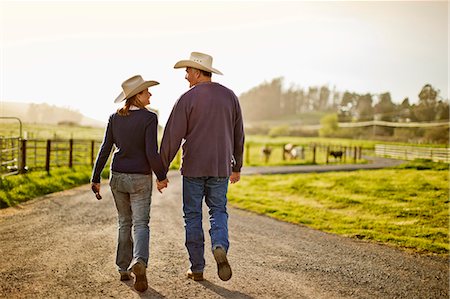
[213,247,232,281]
[187,269,204,281]
[119,271,132,281]
[131,262,148,292]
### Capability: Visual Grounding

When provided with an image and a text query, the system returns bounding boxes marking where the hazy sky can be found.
[1,1,448,125]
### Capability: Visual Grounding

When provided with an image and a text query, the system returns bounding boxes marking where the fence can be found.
[375,144,450,163]
[245,143,363,165]
[0,137,21,176]
[0,138,103,176]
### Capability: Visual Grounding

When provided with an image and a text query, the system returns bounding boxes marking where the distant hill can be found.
[0,101,105,127]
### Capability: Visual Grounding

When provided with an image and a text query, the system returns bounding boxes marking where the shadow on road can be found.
[199,280,254,299]
[122,280,166,298]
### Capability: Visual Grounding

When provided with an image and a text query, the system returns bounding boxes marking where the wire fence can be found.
[2,138,448,177]
[0,138,103,176]
[375,144,450,163]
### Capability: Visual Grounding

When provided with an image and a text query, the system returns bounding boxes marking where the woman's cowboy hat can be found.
[174,52,223,75]
[114,75,159,103]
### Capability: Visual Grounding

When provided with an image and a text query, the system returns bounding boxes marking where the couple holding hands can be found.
[91,52,245,292]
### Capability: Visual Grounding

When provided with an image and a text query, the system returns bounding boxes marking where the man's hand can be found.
[156,178,169,193]
[91,183,102,200]
[230,172,240,184]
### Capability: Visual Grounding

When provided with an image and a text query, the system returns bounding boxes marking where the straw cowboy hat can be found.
[174,52,223,75]
[114,75,159,103]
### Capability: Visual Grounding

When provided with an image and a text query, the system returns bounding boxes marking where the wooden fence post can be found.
[326,146,330,164]
[45,139,51,173]
[20,139,27,174]
[343,146,347,163]
[245,143,250,165]
[312,145,316,164]
[282,144,286,161]
[69,139,74,168]
[90,140,95,166]
[353,146,357,163]
[0,138,3,171]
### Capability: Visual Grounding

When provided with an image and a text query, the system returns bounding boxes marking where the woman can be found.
[91,75,168,292]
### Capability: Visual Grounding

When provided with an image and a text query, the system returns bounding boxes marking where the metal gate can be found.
[0,117,23,176]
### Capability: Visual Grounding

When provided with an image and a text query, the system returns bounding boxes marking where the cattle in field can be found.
[284,144,304,160]
[261,145,272,163]
[329,150,343,161]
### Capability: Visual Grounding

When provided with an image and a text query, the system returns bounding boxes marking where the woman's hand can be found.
[156,178,169,193]
[91,183,102,200]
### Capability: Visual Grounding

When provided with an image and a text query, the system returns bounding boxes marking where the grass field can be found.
[0,166,109,208]
[228,160,449,255]
[0,122,106,140]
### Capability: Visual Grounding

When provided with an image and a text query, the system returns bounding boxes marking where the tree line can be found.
[239,78,449,143]
[239,77,449,123]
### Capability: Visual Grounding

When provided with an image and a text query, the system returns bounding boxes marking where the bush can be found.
[423,127,449,144]
[319,114,338,137]
[268,125,290,137]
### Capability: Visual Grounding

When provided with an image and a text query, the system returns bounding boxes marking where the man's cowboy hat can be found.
[114,75,159,103]
[174,52,223,75]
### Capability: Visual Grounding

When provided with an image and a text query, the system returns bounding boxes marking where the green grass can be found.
[228,161,449,254]
[0,166,110,208]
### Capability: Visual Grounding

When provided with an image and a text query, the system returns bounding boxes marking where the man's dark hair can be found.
[200,70,212,77]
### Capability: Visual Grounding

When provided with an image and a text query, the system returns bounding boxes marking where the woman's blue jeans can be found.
[110,171,152,273]
[182,176,230,273]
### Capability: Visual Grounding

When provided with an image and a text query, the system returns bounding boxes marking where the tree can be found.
[418,84,438,104]
[412,84,443,122]
[341,91,358,106]
[398,98,411,121]
[374,92,396,121]
[281,86,298,116]
[240,77,283,121]
[318,86,330,111]
[307,87,319,111]
[435,100,449,120]
[355,93,373,121]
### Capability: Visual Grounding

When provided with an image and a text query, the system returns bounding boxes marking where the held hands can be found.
[156,178,169,193]
[230,172,240,184]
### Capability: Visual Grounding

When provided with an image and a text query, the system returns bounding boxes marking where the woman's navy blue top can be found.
[91,109,166,183]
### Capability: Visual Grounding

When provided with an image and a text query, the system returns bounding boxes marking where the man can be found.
[158,52,245,282]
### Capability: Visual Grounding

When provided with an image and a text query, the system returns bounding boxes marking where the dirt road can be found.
[0,171,447,298]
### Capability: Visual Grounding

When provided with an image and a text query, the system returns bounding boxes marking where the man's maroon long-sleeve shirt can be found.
[161,81,245,177]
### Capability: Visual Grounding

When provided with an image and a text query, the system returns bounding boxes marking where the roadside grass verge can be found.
[0,166,109,208]
[228,160,449,255]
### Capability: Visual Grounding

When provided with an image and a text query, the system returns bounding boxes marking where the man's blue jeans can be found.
[183,176,229,273]
[110,171,152,273]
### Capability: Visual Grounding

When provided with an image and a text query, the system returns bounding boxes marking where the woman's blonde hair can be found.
[117,90,145,116]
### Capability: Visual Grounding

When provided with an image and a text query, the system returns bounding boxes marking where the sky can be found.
[0,0,448,125]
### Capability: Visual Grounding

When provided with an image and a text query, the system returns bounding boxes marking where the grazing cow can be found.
[284,144,304,160]
[290,146,304,160]
[261,145,272,163]
[329,150,343,161]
